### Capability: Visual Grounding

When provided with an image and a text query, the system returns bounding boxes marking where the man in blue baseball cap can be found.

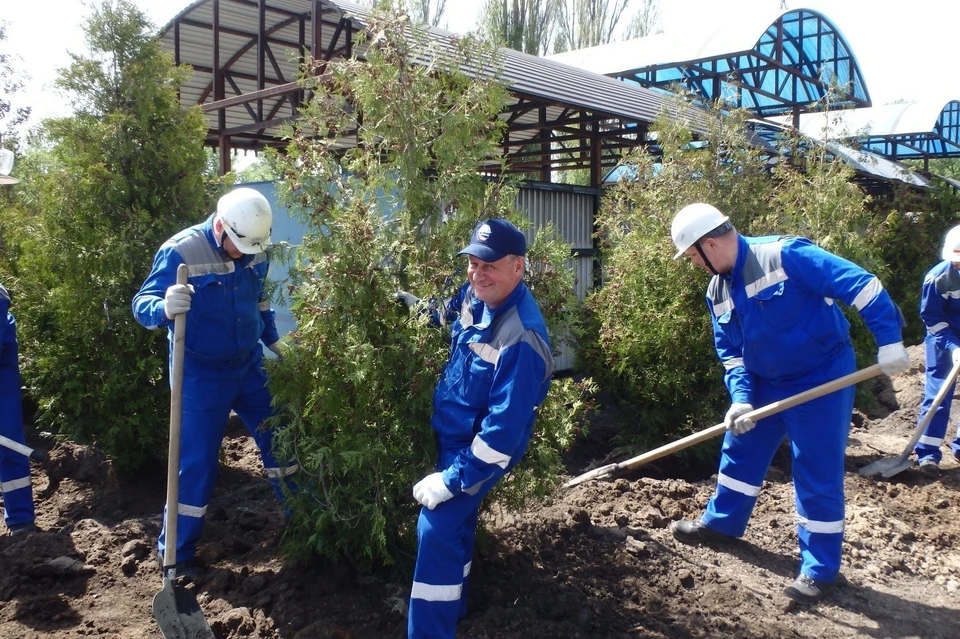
[406,219,554,638]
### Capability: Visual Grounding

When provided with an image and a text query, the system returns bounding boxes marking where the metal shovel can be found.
[859,357,960,479]
[152,264,214,639]
[564,364,883,488]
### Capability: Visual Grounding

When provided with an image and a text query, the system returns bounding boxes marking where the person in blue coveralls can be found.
[132,187,297,579]
[667,203,911,604]
[0,149,36,537]
[405,219,555,638]
[912,224,960,475]
[0,284,36,537]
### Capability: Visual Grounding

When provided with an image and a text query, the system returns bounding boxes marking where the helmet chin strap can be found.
[695,242,720,275]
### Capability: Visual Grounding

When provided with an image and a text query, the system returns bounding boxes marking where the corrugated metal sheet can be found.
[515,182,596,372]
[158,0,696,143]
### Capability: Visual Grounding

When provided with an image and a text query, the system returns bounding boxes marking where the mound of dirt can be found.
[3,343,960,638]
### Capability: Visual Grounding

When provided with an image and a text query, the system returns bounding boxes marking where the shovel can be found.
[152,264,214,639]
[859,357,960,479]
[564,364,883,488]
[0,434,48,463]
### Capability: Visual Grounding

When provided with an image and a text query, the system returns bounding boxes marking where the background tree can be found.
[553,0,634,52]
[0,0,214,470]
[405,0,448,27]
[268,9,592,572]
[0,22,31,150]
[480,0,557,56]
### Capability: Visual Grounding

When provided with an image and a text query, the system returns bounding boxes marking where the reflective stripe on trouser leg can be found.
[914,337,955,464]
[702,413,786,537]
[787,360,855,583]
[158,365,232,562]
[0,357,34,528]
[233,363,297,513]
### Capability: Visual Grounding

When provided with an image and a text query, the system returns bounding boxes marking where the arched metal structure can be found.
[549,9,871,126]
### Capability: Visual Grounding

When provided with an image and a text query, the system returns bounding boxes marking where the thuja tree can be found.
[2,0,212,469]
[267,10,591,571]
[581,97,887,456]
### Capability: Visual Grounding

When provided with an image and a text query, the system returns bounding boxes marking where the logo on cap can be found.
[477,224,492,242]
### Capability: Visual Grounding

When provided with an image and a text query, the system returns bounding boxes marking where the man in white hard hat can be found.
[0,148,36,536]
[132,187,296,579]
[912,225,960,474]
[668,203,910,604]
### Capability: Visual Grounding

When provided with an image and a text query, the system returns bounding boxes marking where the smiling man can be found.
[407,219,555,638]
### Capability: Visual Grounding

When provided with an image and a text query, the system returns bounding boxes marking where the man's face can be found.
[214,216,245,259]
[467,254,524,308]
[682,243,711,273]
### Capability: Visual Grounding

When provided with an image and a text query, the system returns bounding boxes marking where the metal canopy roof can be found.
[748,119,931,194]
[778,100,960,162]
[158,0,688,180]
[547,9,871,120]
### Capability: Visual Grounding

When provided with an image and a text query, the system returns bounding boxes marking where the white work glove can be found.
[413,472,454,510]
[163,284,195,320]
[877,342,910,376]
[268,341,288,358]
[952,348,960,367]
[395,291,421,308]
[724,402,756,436]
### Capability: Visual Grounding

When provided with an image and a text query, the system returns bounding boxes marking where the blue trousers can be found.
[158,354,297,562]
[408,444,506,639]
[0,334,34,530]
[702,349,855,583]
[914,335,959,463]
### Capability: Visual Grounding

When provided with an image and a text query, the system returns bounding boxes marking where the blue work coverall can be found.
[408,281,554,639]
[914,260,960,463]
[0,284,34,531]
[132,216,297,563]
[702,235,902,584]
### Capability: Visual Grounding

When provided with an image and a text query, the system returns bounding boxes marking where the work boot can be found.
[783,573,834,604]
[669,519,733,545]
[8,522,38,537]
[157,553,204,581]
[918,458,941,477]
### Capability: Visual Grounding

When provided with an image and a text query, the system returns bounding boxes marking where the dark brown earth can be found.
[3,343,960,638]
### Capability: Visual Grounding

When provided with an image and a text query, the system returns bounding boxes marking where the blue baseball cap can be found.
[457,219,527,262]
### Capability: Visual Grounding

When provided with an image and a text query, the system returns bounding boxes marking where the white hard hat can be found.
[942,225,960,262]
[0,148,19,186]
[217,188,272,254]
[671,203,730,259]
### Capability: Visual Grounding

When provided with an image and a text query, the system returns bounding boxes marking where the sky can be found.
[2,0,959,132]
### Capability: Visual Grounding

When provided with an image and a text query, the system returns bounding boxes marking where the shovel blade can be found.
[152,577,215,639]
[859,456,913,479]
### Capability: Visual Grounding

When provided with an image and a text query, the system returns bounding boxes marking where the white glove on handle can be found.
[268,341,288,358]
[163,284,195,320]
[395,291,421,308]
[877,342,910,376]
[724,402,756,436]
[952,348,960,367]
[413,472,453,510]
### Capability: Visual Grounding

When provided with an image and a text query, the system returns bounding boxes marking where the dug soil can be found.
[3,344,960,638]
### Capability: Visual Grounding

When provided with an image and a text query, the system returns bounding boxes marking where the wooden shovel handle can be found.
[563,364,883,488]
[162,264,188,570]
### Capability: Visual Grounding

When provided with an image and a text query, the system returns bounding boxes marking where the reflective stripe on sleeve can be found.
[470,437,511,469]
[723,357,744,371]
[918,435,944,447]
[851,277,883,311]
